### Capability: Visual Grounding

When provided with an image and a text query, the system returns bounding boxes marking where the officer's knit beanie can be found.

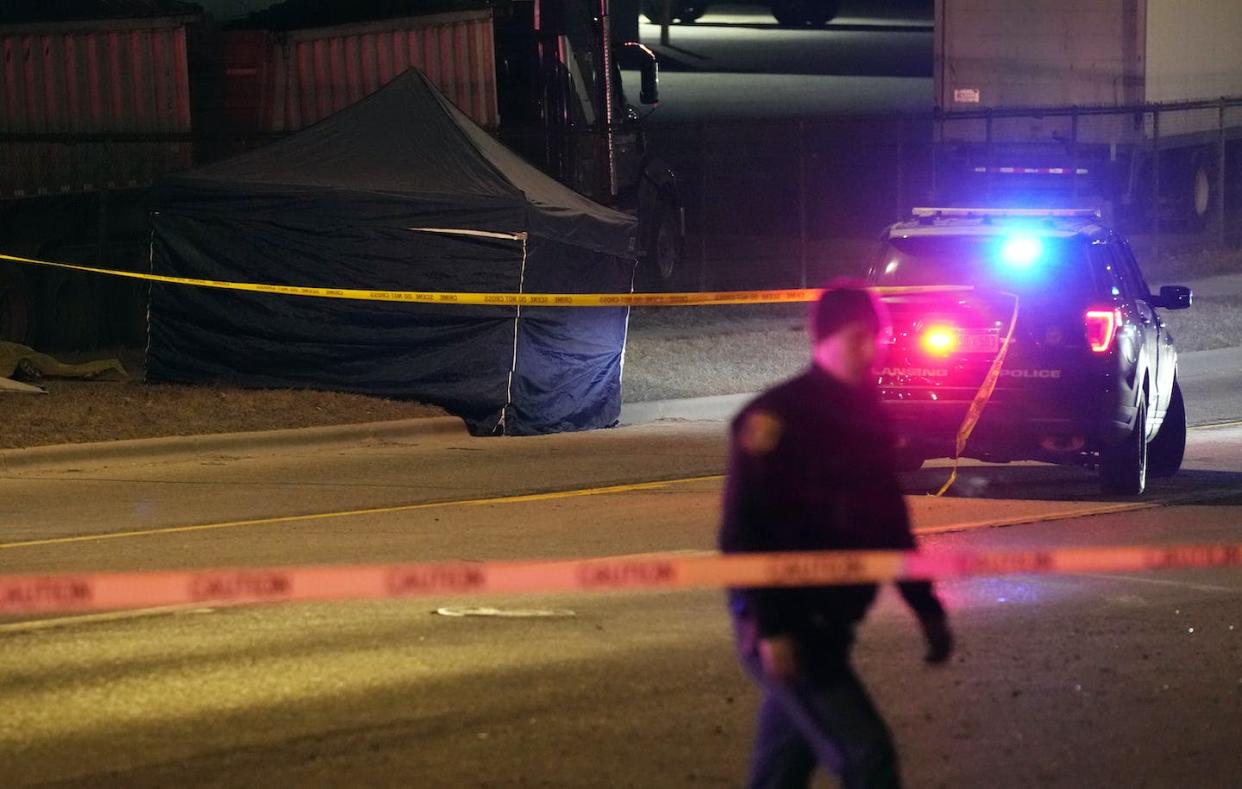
[812,282,886,341]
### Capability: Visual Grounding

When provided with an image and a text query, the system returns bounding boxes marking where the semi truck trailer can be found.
[933,0,1242,226]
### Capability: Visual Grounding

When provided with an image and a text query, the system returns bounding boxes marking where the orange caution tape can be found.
[3,543,1241,615]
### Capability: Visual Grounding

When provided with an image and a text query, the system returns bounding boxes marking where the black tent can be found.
[148,69,638,435]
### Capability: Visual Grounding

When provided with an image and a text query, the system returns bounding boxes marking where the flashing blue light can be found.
[1000,236,1044,268]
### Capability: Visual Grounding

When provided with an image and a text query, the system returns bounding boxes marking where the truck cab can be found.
[495,0,683,285]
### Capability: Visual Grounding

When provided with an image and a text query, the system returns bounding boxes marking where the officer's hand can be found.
[920,614,954,665]
[758,636,799,682]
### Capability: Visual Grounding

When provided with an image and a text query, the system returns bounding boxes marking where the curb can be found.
[0,416,466,475]
[0,393,754,475]
[620,393,752,425]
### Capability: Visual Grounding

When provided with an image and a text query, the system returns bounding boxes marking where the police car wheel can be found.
[1100,393,1148,496]
[1147,379,1186,478]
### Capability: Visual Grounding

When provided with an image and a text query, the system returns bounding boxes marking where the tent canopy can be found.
[149,68,637,435]
[169,68,635,257]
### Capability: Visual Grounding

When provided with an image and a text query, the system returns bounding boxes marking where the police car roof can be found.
[885,207,1108,241]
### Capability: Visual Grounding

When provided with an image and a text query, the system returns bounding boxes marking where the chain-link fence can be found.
[647,98,1242,291]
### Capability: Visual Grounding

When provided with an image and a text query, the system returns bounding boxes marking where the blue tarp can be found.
[148,69,637,435]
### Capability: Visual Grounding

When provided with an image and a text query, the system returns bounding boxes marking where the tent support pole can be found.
[500,234,529,435]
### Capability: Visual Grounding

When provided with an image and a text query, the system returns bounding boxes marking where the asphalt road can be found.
[3,367,1242,787]
[629,2,933,123]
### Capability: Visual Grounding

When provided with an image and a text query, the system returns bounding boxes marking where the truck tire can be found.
[1147,379,1186,478]
[1099,391,1148,496]
[41,272,98,351]
[772,0,839,26]
[1186,157,1215,230]
[121,282,150,347]
[0,268,35,344]
[97,277,149,347]
[642,1,708,23]
[642,201,684,289]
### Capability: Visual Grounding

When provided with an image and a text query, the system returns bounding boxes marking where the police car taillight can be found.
[919,324,958,356]
[1084,308,1120,352]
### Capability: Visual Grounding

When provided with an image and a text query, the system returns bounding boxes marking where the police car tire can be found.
[1100,393,1148,496]
[1147,380,1186,478]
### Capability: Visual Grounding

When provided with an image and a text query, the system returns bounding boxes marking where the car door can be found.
[1112,240,1169,425]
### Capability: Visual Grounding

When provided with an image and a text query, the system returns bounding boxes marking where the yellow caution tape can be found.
[0,251,970,307]
[3,247,1017,497]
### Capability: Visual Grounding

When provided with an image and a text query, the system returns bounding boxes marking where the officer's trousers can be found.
[734,614,900,789]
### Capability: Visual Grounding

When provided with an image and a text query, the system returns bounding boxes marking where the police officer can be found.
[719,284,953,789]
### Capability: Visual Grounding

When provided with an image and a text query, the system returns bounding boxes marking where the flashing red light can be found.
[920,324,959,355]
[1084,308,1120,352]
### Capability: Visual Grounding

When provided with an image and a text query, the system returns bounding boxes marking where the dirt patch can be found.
[1,348,445,450]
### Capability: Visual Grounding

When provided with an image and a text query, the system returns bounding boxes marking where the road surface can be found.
[628,2,932,123]
[4,364,1242,786]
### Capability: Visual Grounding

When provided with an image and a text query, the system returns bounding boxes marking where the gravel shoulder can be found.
[1,348,445,450]
[4,247,1239,449]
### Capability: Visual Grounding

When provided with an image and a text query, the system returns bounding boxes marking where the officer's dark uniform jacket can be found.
[720,366,944,668]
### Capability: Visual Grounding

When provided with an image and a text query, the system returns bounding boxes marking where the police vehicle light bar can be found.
[911,207,1101,219]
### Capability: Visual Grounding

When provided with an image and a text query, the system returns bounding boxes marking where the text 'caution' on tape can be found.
[3,543,1241,615]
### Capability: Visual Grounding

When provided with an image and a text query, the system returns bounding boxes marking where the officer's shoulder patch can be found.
[738,409,783,456]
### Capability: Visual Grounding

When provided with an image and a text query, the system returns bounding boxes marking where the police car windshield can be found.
[874,235,1102,298]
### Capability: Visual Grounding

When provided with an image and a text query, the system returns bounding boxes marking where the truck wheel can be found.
[1186,159,1215,230]
[41,273,98,351]
[0,268,35,344]
[679,2,708,21]
[1147,379,1186,478]
[772,0,838,26]
[642,1,708,23]
[643,202,684,288]
[121,282,150,347]
[1100,392,1148,496]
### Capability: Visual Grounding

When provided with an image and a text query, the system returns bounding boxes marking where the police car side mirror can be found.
[1154,285,1192,310]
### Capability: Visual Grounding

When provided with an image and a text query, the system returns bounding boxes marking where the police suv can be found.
[866,208,1192,495]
